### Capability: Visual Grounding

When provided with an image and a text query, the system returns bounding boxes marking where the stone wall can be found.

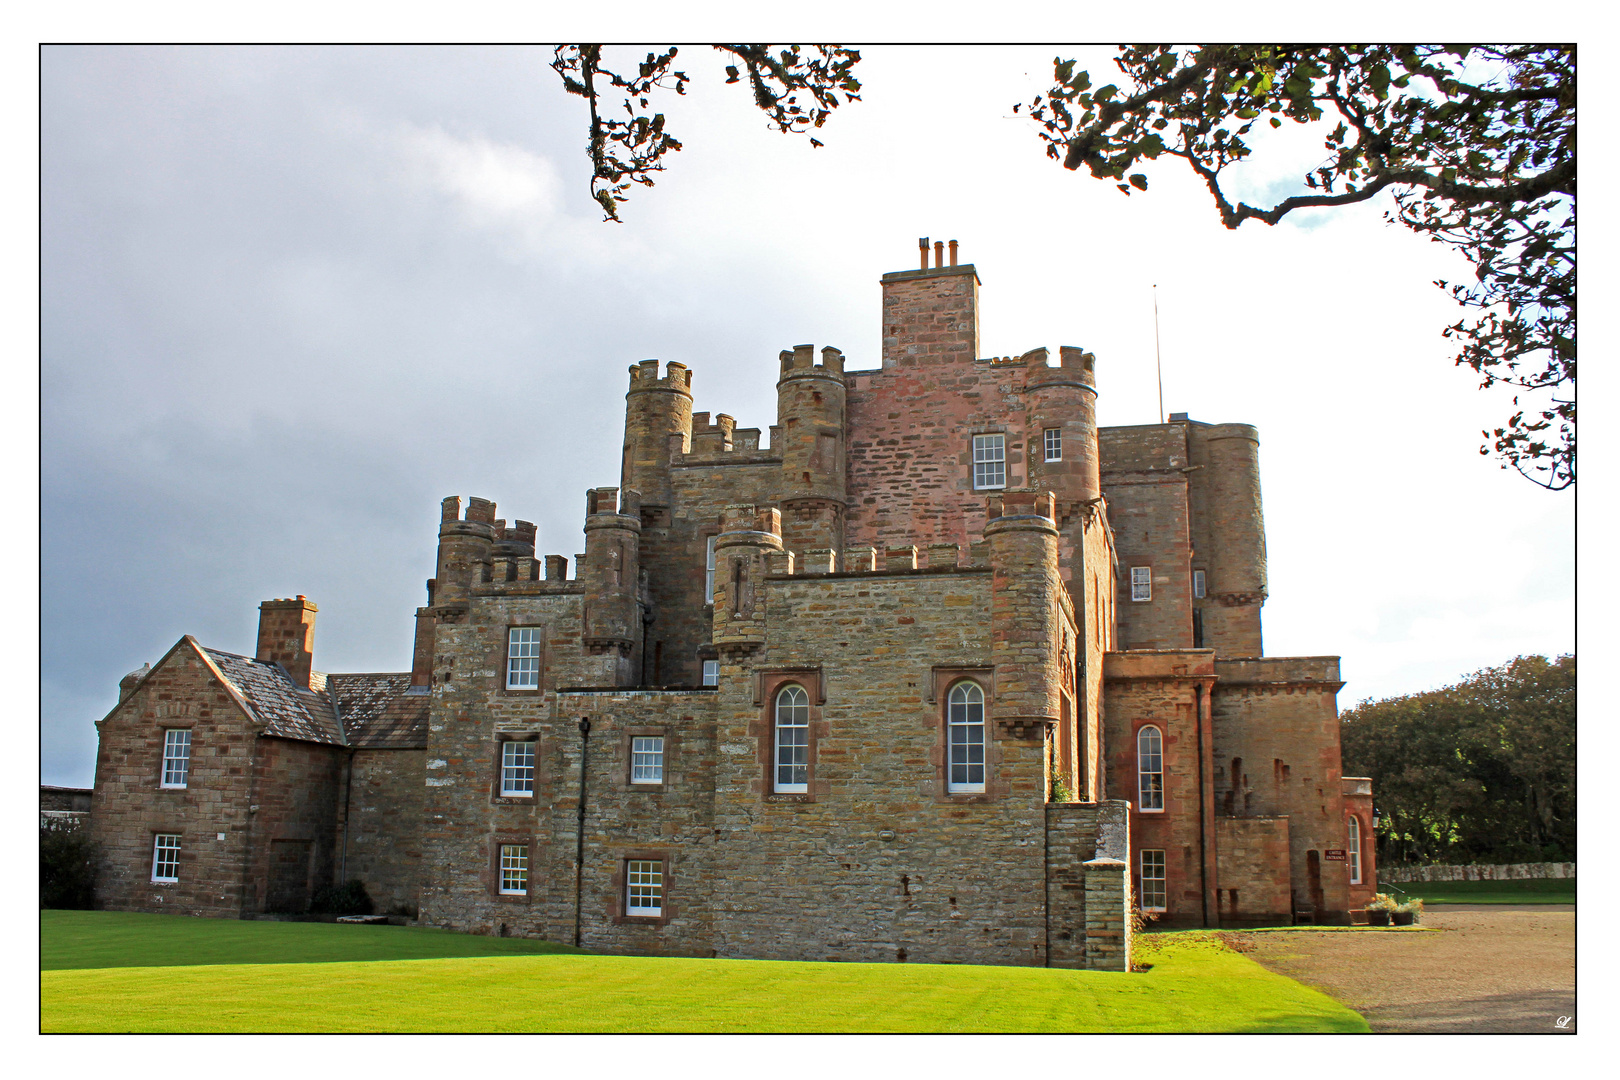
[90,639,258,918]
[1046,799,1131,970]
[247,736,344,913]
[1102,650,1218,926]
[1214,816,1292,925]
[1212,656,1350,923]
[342,748,426,915]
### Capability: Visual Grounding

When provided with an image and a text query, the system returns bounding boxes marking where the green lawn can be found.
[40,910,579,970]
[40,912,1366,1033]
[1379,877,1575,905]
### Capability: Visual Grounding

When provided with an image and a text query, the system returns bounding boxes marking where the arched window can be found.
[947,681,986,793]
[774,684,809,793]
[1348,815,1362,885]
[1137,725,1164,811]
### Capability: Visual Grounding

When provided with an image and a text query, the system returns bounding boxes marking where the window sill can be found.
[1137,807,1165,814]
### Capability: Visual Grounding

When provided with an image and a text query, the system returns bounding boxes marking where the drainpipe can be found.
[339,749,355,884]
[573,716,592,948]
[1195,683,1209,928]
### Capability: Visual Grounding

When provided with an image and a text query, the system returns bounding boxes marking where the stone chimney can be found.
[257,596,318,690]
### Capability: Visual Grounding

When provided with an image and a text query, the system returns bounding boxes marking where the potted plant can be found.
[1365,893,1397,926]
[1393,898,1423,926]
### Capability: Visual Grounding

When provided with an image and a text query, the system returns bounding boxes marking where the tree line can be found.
[1340,654,1574,866]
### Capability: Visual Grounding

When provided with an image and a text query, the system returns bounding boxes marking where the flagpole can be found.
[1153,285,1165,424]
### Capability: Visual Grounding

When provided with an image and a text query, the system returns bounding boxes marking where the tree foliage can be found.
[551,45,861,222]
[1339,655,1574,867]
[1026,46,1575,489]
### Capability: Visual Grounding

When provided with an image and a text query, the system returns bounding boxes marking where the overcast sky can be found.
[39,45,1576,787]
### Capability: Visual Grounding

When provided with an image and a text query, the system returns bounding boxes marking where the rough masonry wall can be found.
[707,566,1059,965]
[1045,799,1132,970]
[1213,816,1292,925]
[1102,650,1217,926]
[1185,422,1266,656]
[247,736,344,913]
[1099,425,1194,651]
[418,587,591,935]
[90,641,258,918]
[649,455,782,684]
[845,359,1031,552]
[556,690,718,956]
[343,748,426,916]
[1212,656,1351,922]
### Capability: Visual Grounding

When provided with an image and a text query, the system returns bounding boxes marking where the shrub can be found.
[1365,893,1398,912]
[310,879,373,916]
[40,821,96,910]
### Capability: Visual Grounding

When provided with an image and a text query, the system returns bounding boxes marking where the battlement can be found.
[779,344,845,378]
[763,540,989,577]
[440,495,497,525]
[718,503,781,537]
[627,358,693,394]
[986,489,1058,523]
[585,486,641,519]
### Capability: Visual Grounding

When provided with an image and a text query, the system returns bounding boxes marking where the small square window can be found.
[702,660,719,687]
[1140,849,1167,911]
[972,434,1006,490]
[1044,427,1062,462]
[499,844,528,895]
[152,834,181,883]
[1130,566,1152,602]
[631,736,665,784]
[1192,569,1206,599]
[501,740,536,797]
[627,859,663,916]
[507,628,542,690]
[161,729,191,788]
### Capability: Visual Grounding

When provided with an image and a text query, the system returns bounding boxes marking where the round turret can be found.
[777,344,848,554]
[1026,346,1100,504]
[623,359,694,507]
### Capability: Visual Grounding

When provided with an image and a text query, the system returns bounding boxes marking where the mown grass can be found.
[40,912,1366,1033]
[40,910,579,970]
[1379,877,1575,905]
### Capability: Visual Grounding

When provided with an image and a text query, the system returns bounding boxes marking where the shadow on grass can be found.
[41,909,580,970]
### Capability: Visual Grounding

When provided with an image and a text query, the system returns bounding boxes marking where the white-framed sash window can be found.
[626,860,663,915]
[1130,566,1152,602]
[161,729,191,788]
[499,844,528,895]
[947,681,987,793]
[501,740,536,797]
[972,434,1006,489]
[152,834,181,883]
[774,685,810,793]
[506,627,542,689]
[632,736,665,784]
[1140,849,1167,911]
[1044,427,1062,462]
[1137,725,1164,811]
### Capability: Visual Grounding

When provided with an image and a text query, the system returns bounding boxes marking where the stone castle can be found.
[88,242,1376,969]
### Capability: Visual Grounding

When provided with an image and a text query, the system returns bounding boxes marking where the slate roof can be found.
[203,648,348,746]
[198,647,425,750]
[329,673,429,749]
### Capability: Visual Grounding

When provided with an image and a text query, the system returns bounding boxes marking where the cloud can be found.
[395,122,561,226]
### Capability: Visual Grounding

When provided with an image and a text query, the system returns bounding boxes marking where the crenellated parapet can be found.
[623,359,694,507]
[711,504,783,659]
[777,343,848,555]
[582,487,642,659]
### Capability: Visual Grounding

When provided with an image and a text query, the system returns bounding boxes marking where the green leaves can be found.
[1025,44,1574,488]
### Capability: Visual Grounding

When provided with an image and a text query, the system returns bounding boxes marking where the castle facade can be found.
[88,245,1376,969]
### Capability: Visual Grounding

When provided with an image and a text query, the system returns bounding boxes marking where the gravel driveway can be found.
[1221,904,1575,1034]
